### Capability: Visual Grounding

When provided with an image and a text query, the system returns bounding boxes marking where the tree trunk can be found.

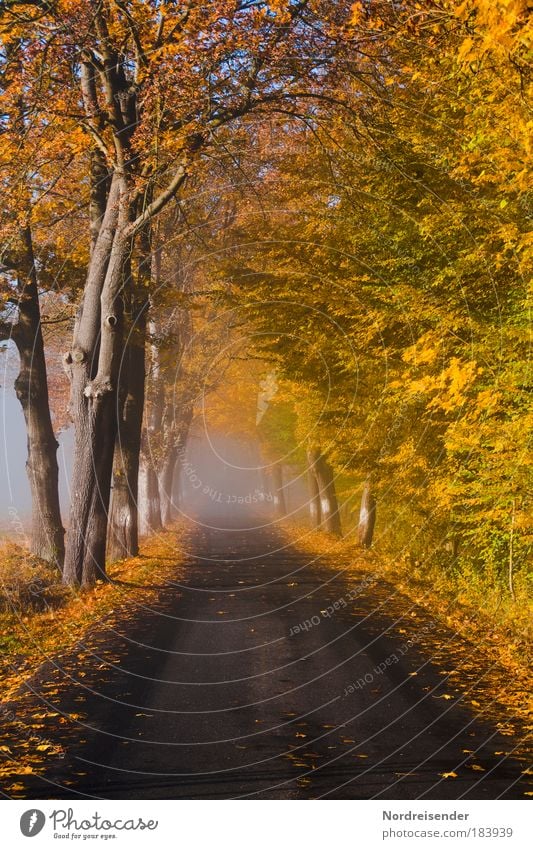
[137,310,164,536]
[107,229,150,562]
[357,480,376,548]
[107,294,147,562]
[159,446,178,528]
[12,226,64,566]
[138,457,162,536]
[1,47,64,566]
[306,452,322,529]
[308,448,342,536]
[159,404,193,528]
[63,174,129,586]
[317,455,342,536]
[63,33,190,583]
[271,461,286,518]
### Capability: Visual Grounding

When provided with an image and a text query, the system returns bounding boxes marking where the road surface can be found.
[2,515,529,799]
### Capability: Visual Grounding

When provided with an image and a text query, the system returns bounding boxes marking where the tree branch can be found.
[126,160,189,238]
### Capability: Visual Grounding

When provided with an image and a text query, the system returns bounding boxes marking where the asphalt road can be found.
[4,514,530,799]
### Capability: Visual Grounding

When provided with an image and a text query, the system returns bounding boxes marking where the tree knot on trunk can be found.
[62,352,73,382]
[104,314,118,329]
[84,378,114,401]
[14,374,29,403]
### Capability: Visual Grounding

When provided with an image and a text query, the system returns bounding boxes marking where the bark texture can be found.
[107,291,147,562]
[63,174,127,585]
[107,226,151,562]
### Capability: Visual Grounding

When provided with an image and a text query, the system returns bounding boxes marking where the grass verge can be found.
[0,528,185,790]
[0,529,185,704]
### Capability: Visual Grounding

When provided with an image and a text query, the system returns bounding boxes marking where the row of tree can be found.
[0,1,530,595]
[202,0,531,588]
[0,0,360,584]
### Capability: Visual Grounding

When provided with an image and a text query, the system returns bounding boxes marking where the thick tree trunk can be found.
[63,174,129,586]
[64,35,179,583]
[271,461,286,518]
[12,226,64,566]
[308,448,342,536]
[107,230,150,562]
[107,295,147,562]
[357,480,376,548]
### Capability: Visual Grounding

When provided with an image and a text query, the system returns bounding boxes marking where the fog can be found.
[177,431,309,528]
[0,391,308,538]
[0,389,73,539]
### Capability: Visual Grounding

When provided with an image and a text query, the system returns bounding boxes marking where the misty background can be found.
[1,341,309,538]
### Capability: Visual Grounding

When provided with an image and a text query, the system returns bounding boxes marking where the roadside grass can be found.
[0,528,185,791]
[0,529,185,704]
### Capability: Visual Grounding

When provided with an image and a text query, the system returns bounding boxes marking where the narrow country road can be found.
[4,515,529,800]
